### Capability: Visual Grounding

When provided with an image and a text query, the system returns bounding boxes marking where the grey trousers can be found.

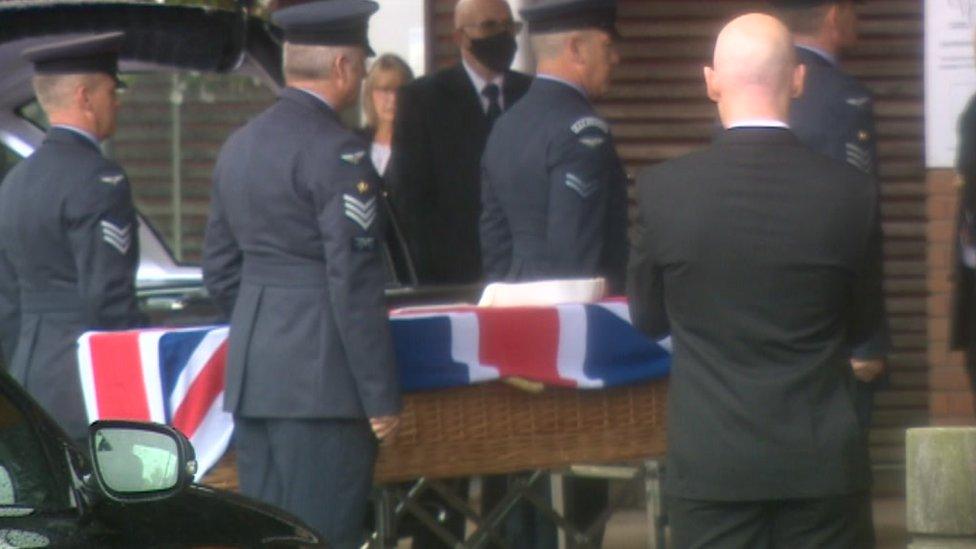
[235,417,377,548]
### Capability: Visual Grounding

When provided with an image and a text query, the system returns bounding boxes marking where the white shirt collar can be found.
[462,58,506,112]
[294,87,336,111]
[536,74,588,99]
[796,44,838,67]
[52,124,101,148]
[727,119,790,130]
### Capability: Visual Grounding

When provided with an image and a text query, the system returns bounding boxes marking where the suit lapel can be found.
[443,65,488,128]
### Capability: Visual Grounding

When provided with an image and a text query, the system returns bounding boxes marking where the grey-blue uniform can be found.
[789,44,892,428]
[202,2,400,546]
[792,46,879,177]
[480,2,625,548]
[0,33,144,443]
[480,78,627,290]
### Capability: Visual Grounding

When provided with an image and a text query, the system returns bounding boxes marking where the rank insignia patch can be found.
[571,116,610,135]
[341,150,366,165]
[344,194,377,230]
[357,181,370,194]
[565,173,598,198]
[100,219,132,254]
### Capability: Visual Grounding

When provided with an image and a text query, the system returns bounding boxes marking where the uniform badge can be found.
[100,173,125,186]
[579,136,606,148]
[858,130,870,142]
[100,219,132,254]
[343,194,377,230]
[341,150,366,165]
[846,96,870,108]
[352,236,378,252]
[571,116,610,135]
[565,173,598,198]
[357,181,370,194]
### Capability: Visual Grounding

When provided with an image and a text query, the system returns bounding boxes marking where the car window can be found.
[0,389,70,510]
[112,72,275,264]
[0,143,23,183]
[16,73,276,264]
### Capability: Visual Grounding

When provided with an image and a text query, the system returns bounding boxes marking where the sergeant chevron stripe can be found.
[100,220,132,254]
[565,173,598,198]
[845,142,872,174]
[343,194,377,230]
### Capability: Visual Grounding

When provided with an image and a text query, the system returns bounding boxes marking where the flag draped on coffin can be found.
[390,299,671,391]
[77,327,232,481]
[77,300,671,478]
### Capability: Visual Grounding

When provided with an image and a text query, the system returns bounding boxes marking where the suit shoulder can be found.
[402,65,459,96]
[507,70,533,89]
[638,147,711,182]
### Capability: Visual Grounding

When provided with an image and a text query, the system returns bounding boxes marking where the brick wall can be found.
[927,170,976,424]
[114,73,274,262]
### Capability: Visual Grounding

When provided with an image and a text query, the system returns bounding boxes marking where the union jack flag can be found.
[77,327,232,480]
[77,300,671,478]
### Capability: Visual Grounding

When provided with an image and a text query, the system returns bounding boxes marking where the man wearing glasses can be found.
[0,32,145,446]
[389,0,532,287]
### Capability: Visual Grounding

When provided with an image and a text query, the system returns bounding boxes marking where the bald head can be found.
[454,0,512,30]
[705,13,804,127]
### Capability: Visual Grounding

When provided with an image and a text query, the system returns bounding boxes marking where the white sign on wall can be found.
[926,0,976,168]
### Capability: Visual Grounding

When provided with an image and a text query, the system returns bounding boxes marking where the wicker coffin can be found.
[201,379,668,489]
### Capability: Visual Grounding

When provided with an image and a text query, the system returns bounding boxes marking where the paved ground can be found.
[601,497,908,548]
[396,496,908,547]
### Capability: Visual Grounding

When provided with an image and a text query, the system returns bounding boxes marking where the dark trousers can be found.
[235,417,377,549]
[482,474,607,548]
[667,492,874,549]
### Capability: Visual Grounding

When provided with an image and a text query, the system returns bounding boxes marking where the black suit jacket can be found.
[953,94,976,351]
[628,127,884,500]
[389,64,532,284]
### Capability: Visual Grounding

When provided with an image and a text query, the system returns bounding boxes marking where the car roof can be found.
[0,0,282,152]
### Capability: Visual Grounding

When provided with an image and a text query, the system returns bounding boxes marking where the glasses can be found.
[462,19,523,36]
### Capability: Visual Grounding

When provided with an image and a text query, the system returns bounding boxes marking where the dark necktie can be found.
[483,83,501,125]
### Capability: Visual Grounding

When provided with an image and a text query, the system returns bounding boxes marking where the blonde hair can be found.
[362,53,414,128]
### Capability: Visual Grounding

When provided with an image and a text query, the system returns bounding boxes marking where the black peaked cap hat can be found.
[768,0,863,7]
[272,0,380,56]
[23,32,125,79]
[520,0,619,38]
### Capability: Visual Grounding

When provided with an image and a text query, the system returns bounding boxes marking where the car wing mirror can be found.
[88,420,196,503]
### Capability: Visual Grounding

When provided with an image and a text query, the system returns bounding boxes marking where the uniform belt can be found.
[242,260,330,287]
[20,291,84,313]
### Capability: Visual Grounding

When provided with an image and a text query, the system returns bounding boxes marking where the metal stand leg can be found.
[644,460,664,549]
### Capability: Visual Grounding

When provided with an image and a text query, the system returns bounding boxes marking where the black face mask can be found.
[468,31,517,73]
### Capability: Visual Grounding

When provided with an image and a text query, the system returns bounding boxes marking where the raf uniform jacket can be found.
[480,77,628,291]
[389,63,532,284]
[0,127,144,441]
[203,88,401,420]
[790,45,891,361]
[628,127,884,500]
